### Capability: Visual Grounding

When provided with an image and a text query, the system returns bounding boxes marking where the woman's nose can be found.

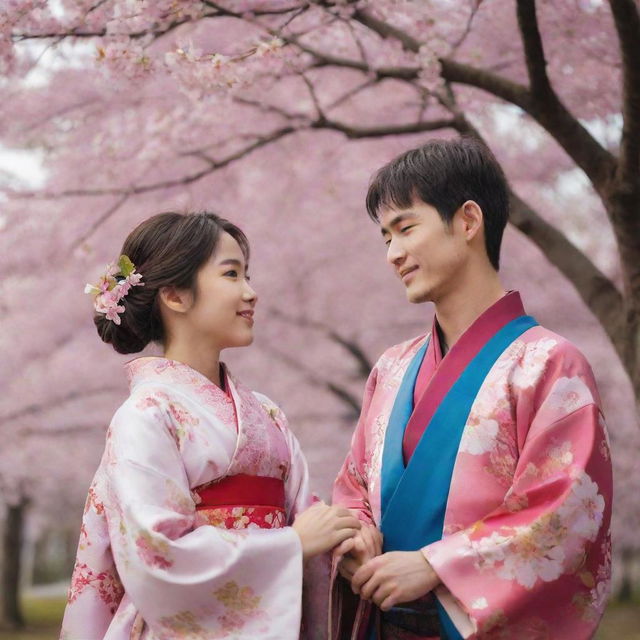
[243,281,257,304]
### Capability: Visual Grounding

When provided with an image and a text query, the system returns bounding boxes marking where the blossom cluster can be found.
[84,255,144,325]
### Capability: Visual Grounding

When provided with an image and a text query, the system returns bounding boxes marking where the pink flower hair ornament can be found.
[84,255,144,325]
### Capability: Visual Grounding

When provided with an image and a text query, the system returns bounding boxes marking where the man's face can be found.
[379,200,467,304]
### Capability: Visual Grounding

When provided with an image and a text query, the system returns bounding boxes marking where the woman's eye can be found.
[245,275,251,282]
[224,270,238,278]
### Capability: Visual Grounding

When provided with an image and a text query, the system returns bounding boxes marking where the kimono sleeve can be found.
[423,345,613,639]
[103,396,304,638]
[332,365,380,526]
[254,394,330,640]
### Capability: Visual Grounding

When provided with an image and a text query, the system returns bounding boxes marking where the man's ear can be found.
[458,200,483,241]
[158,286,193,314]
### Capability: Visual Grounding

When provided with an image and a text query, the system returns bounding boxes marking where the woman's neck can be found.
[163,340,222,387]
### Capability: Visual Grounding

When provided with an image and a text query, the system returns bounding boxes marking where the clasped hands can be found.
[333,522,440,611]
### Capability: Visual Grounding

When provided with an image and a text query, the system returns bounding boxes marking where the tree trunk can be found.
[617,548,635,602]
[1,499,28,628]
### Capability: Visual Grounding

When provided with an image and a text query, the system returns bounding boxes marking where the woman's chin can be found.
[230,332,254,348]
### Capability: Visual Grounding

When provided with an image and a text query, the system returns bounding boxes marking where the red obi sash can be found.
[194,474,286,530]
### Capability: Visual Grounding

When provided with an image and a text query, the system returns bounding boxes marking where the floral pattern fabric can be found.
[332,325,612,640]
[61,357,326,640]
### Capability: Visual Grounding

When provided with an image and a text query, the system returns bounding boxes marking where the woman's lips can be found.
[237,310,254,325]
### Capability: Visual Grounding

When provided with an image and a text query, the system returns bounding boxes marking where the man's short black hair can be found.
[366,136,510,270]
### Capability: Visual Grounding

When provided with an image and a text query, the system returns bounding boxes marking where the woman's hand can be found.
[334,524,383,581]
[293,502,361,561]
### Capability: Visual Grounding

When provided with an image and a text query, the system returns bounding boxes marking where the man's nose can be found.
[386,237,406,266]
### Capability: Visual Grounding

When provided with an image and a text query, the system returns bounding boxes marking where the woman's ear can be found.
[158,286,194,314]
[459,200,483,241]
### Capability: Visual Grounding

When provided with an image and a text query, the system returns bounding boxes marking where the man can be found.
[331,137,612,640]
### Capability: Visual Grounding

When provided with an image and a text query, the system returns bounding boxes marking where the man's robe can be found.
[332,293,612,639]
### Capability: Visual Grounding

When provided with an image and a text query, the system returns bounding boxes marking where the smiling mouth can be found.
[237,310,254,324]
[400,266,418,282]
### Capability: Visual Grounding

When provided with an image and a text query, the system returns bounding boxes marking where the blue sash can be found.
[380,315,538,640]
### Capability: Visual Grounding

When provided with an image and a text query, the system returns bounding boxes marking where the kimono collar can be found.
[125,357,231,403]
[431,290,525,362]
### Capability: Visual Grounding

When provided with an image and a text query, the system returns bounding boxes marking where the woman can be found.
[61,212,360,639]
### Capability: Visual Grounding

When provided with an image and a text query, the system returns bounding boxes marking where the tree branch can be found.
[12,11,206,42]
[351,7,618,194]
[74,193,130,248]
[16,126,298,200]
[12,3,304,42]
[316,117,459,139]
[1,387,122,424]
[260,343,361,418]
[267,307,374,378]
[609,0,640,181]
[509,191,626,361]
[18,424,99,437]
[516,0,552,95]
[446,111,627,364]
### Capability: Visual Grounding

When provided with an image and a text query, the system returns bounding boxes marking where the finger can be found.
[361,526,377,556]
[371,580,396,609]
[301,501,327,518]
[338,556,360,581]
[352,560,378,595]
[379,590,398,612]
[374,530,384,556]
[335,515,362,530]
[332,521,361,536]
[331,506,354,518]
[332,527,361,549]
[359,571,384,601]
[353,535,367,554]
[333,537,355,558]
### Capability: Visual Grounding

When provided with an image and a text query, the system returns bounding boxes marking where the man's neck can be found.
[434,273,506,351]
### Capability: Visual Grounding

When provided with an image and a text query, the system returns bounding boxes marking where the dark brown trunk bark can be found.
[617,548,635,602]
[1,499,28,629]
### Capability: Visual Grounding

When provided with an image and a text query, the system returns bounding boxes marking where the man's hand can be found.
[351,551,440,611]
[333,524,382,581]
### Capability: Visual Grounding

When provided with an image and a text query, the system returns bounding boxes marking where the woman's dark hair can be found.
[94,212,249,354]
[366,136,510,270]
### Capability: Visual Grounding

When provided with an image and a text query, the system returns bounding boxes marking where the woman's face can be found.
[185,231,257,350]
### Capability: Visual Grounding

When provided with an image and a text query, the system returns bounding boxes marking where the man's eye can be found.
[400,225,414,233]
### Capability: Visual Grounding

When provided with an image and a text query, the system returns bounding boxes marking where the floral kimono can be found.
[61,357,327,640]
[332,292,612,640]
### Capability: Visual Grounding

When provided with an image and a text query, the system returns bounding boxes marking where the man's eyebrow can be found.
[380,212,416,237]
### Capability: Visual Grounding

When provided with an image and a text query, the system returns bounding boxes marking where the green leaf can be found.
[118,254,135,277]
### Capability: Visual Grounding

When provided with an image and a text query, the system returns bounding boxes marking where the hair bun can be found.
[94,309,149,354]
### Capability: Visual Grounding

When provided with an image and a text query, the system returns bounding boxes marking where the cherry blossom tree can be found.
[1,0,640,627]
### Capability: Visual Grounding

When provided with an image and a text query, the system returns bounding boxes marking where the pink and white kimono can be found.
[61,357,327,640]
[332,292,612,640]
